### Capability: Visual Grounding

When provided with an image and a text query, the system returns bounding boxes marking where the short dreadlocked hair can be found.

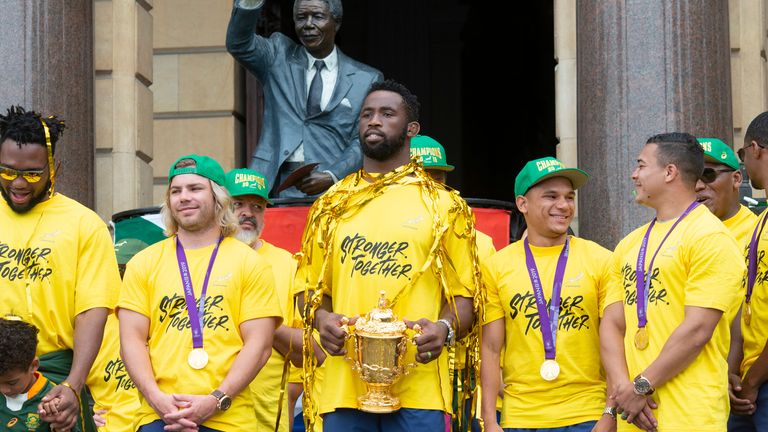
[0,106,66,154]
[0,319,39,375]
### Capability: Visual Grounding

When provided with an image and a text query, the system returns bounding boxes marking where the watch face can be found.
[634,378,651,395]
[219,396,232,411]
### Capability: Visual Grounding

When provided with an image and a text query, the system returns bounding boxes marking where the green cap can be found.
[514,157,589,197]
[225,168,272,203]
[168,154,226,186]
[409,135,454,171]
[697,138,739,170]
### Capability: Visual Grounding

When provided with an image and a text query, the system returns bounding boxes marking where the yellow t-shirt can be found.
[0,193,120,354]
[251,240,297,432]
[87,313,140,432]
[476,230,497,260]
[483,236,612,428]
[610,205,744,431]
[721,205,757,324]
[295,175,478,414]
[456,230,496,370]
[723,205,758,249]
[462,229,496,414]
[119,236,282,431]
[741,208,768,376]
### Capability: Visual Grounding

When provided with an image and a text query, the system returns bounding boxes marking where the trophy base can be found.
[358,384,401,413]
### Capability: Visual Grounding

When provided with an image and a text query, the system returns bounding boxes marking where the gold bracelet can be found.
[60,381,81,406]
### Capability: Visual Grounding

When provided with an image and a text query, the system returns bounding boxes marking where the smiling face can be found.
[168,174,217,233]
[631,144,669,208]
[694,162,740,220]
[294,0,337,58]
[517,176,575,240]
[0,139,51,213]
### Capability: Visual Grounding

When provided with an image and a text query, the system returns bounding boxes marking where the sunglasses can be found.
[700,167,735,184]
[737,142,768,162]
[0,164,46,183]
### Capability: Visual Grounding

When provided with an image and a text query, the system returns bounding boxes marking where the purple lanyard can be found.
[523,236,570,360]
[175,236,223,349]
[747,212,768,303]
[635,201,699,328]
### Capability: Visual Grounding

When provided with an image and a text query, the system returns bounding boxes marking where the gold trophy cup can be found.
[345,291,418,413]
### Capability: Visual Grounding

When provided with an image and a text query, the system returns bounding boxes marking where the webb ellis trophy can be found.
[343,291,419,413]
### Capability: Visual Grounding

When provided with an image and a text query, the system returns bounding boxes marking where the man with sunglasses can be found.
[0,106,121,432]
[729,111,768,431]
[695,138,756,246]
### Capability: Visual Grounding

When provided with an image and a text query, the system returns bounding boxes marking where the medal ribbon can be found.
[175,236,223,350]
[635,201,699,328]
[747,211,768,303]
[524,236,570,360]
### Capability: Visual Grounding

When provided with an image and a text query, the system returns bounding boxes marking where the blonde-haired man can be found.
[119,154,282,431]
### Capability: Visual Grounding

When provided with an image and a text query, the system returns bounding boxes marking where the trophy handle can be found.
[341,316,360,372]
[410,323,423,345]
[340,315,351,336]
[399,323,422,374]
[398,331,417,375]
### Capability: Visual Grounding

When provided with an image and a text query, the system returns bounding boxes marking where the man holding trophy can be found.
[295,80,481,432]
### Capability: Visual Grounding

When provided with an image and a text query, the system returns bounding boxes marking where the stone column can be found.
[577,1,732,248]
[555,0,579,231]
[94,0,154,220]
[0,1,94,208]
[152,0,244,204]
[729,0,768,200]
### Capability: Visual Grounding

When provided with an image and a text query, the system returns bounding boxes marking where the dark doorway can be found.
[246,1,556,202]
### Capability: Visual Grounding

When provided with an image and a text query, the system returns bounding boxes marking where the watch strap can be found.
[603,406,617,419]
[210,389,230,410]
[437,318,455,346]
[633,374,655,396]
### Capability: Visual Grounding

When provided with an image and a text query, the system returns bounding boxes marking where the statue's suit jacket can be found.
[226,5,383,197]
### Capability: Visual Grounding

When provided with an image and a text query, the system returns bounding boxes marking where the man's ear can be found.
[664,164,679,183]
[752,140,766,160]
[407,121,420,137]
[732,169,743,191]
[516,195,528,215]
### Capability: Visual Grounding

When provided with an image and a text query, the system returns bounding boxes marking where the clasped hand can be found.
[610,380,658,432]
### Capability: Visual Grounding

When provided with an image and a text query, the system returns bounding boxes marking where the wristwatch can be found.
[436,319,455,347]
[603,406,617,420]
[211,389,232,411]
[633,375,655,396]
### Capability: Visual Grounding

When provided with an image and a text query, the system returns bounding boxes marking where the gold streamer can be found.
[39,117,55,197]
[298,158,484,431]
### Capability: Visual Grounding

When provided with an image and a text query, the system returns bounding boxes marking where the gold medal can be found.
[540,359,560,381]
[187,348,209,369]
[745,303,752,326]
[634,327,649,350]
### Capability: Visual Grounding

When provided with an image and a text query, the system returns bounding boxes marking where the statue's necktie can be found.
[306,60,326,116]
